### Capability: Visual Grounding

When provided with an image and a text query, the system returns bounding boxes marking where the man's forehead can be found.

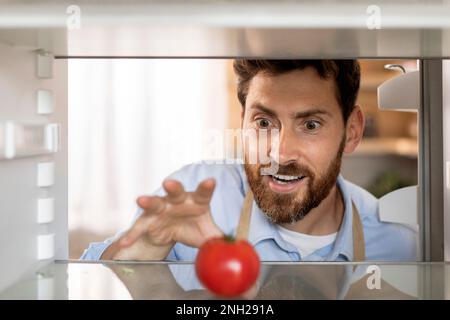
[246,68,339,114]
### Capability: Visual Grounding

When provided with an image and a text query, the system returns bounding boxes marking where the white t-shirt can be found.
[276,225,337,258]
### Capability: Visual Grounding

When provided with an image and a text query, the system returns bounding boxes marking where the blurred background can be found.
[69,59,418,258]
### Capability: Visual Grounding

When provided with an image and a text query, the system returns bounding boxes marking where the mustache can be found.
[260,162,313,177]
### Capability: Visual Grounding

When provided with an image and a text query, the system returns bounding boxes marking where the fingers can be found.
[192,178,216,205]
[121,195,166,247]
[136,195,166,214]
[162,178,215,205]
[120,179,215,248]
[163,180,187,204]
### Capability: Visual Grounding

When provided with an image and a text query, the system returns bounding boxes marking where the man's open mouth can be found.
[270,174,306,184]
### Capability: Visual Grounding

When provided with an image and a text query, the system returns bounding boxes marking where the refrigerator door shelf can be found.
[0,122,60,160]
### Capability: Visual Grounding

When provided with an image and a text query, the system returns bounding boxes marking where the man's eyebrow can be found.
[249,103,278,118]
[292,109,331,119]
[250,103,330,119]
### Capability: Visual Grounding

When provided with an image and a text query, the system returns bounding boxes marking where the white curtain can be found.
[68,59,228,235]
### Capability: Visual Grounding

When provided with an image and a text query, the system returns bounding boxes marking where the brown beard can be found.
[244,136,346,224]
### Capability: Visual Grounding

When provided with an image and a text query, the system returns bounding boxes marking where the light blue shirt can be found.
[81,161,418,262]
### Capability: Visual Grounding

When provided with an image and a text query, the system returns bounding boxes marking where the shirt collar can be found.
[239,165,355,260]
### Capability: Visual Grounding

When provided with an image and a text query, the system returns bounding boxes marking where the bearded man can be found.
[82,60,417,262]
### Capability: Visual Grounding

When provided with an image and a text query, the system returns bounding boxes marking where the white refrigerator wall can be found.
[0,42,68,293]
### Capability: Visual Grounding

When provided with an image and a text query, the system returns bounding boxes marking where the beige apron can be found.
[236,190,366,261]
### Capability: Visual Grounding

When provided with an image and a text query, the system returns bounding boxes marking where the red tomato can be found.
[195,236,260,297]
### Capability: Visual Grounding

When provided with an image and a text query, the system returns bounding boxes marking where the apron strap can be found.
[352,201,366,261]
[236,190,254,240]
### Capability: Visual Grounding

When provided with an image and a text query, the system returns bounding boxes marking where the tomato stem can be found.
[223,234,235,243]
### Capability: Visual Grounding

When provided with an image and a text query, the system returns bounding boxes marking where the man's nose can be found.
[277,128,301,165]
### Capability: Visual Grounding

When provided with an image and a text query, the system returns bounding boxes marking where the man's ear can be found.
[344,105,365,154]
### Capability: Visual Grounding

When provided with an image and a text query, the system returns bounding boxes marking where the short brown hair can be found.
[233,60,360,123]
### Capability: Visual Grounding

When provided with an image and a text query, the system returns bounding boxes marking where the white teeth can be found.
[271,174,305,184]
[273,174,300,181]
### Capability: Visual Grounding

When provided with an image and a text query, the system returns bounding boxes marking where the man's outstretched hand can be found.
[101,178,224,261]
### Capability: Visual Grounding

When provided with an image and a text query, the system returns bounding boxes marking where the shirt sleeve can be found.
[80,235,119,260]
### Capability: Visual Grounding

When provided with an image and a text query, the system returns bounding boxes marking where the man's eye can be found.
[256,118,272,128]
[304,120,321,131]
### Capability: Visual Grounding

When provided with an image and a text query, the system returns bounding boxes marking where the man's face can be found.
[242,67,347,224]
